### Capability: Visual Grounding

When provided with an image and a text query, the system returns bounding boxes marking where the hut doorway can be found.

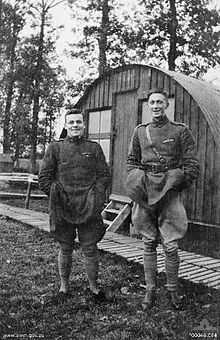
[111,90,138,195]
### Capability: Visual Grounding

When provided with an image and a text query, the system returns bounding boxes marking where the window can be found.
[88,109,111,162]
[141,98,175,123]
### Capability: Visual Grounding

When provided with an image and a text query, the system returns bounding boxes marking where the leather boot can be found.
[168,291,184,310]
[142,290,156,311]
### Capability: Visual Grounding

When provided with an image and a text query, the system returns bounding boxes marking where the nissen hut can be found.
[65,64,220,229]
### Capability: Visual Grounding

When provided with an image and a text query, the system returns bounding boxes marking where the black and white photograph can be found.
[0,0,220,339]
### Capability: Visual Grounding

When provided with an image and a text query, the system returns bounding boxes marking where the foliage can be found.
[136,0,220,75]
[0,0,66,165]
[67,0,220,100]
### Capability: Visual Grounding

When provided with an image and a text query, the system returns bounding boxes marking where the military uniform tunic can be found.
[127,115,199,246]
[39,136,110,232]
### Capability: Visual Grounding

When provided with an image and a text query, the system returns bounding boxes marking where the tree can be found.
[68,0,136,99]
[27,0,65,173]
[8,34,65,165]
[0,1,26,153]
[136,0,220,74]
[2,1,25,153]
[98,0,110,75]
[68,0,220,100]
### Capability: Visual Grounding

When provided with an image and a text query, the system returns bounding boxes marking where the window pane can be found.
[88,111,100,134]
[142,98,175,123]
[100,110,111,133]
[99,139,110,162]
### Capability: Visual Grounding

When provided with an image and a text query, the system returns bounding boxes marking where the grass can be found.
[0,199,220,339]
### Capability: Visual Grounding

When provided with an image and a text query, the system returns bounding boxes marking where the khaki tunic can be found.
[126,116,200,243]
[127,116,199,206]
[39,137,110,228]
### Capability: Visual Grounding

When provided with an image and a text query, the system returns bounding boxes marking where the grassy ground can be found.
[0,216,219,340]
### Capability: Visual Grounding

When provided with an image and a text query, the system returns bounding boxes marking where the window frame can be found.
[86,107,112,163]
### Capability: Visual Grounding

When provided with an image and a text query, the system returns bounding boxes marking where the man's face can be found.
[148,93,168,118]
[65,113,85,138]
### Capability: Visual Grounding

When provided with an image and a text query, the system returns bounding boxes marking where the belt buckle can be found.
[151,164,158,173]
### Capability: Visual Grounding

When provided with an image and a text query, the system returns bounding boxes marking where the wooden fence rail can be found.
[0,172,46,208]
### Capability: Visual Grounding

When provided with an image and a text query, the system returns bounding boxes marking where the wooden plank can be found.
[94,83,100,108]
[127,69,132,89]
[179,251,203,259]
[128,255,143,261]
[169,77,175,97]
[0,192,46,199]
[200,273,220,284]
[179,267,207,277]
[202,262,220,270]
[189,99,199,220]
[164,75,170,95]
[150,68,158,89]
[179,253,203,261]
[118,251,143,258]
[157,70,165,89]
[114,248,143,255]
[138,67,151,98]
[203,126,215,225]
[190,268,218,280]
[184,258,220,266]
[103,76,110,107]
[187,270,218,280]
[99,78,105,108]
[174,84,184,122]
[99,244,133,251]
[212,144,220,224]
[107,204,131,232]
[196,108,207,221]
[109,194,132,205]
[134,67,140,89]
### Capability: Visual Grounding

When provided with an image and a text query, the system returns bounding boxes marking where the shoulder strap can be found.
[145,125,167,164]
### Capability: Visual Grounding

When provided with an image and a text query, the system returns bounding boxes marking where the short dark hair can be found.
[65,108,84,122]
[146,88,169,101]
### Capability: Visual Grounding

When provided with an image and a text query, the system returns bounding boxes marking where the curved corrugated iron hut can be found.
[66,64,220,228]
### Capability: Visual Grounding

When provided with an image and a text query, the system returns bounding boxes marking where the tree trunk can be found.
[14,90,25,166]
[168,0,178,71]
[0,0,3,54]
[30,10,45,173]
[98,0,109,76]
[3,8,18,153]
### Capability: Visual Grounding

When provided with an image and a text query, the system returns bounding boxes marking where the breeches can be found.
[54,216,106,257]
[132,190,188,251]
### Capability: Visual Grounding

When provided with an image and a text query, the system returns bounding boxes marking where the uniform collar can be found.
[65,136,84,143]
[151,115,169,127]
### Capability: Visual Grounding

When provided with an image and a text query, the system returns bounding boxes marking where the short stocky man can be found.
[126,88,199,310]
[39,108,110,302]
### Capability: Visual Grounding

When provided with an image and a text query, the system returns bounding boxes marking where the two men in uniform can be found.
[39,88,199,309]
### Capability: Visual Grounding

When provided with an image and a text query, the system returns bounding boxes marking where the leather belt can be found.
[141,163,178,173]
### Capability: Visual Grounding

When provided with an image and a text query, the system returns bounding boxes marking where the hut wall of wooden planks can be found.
[73,64,220,228]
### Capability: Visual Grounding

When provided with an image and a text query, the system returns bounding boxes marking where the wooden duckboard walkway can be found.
[0,202,220,290]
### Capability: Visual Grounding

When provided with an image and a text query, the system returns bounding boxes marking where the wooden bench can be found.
[0,172,47,208]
